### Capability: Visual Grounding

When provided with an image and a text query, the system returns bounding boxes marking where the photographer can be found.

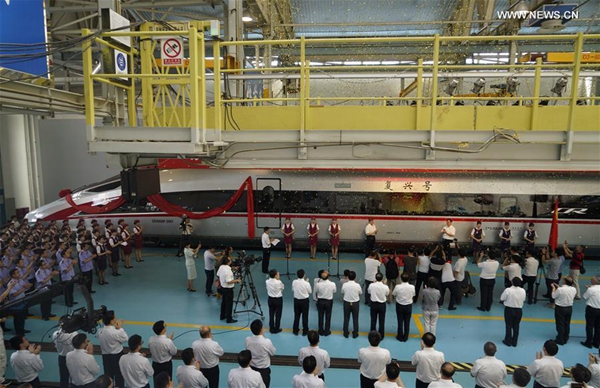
[217,256,241,324]
[176,216,193,258]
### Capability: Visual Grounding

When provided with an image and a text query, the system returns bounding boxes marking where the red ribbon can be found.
[64,193,126,214]
[147,176,255,238]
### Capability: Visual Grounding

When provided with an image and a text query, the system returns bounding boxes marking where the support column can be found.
[0,115,43,217]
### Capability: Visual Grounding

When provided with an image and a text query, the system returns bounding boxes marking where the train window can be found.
[446,196,479,215]
[335,193,370,214]
[499,196,520,216]
[300,191,331,213]
[279,191,303,213]
[255,186,276,212]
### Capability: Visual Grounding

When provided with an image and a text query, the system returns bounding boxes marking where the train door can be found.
[255,178,282,229]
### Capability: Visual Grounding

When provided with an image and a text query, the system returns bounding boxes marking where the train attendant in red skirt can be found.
[328,218,341,260]
[120,224,133,269]
[95,236,111,285]
[133,220,144,263]
[307,217,319,259]
[281,218,295,259]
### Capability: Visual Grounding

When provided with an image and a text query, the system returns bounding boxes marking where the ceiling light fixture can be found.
[242,10,253,22]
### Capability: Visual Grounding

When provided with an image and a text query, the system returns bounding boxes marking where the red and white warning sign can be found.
[161,37,184,66]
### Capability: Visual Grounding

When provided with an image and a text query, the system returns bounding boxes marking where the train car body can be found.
[26,168,600,252]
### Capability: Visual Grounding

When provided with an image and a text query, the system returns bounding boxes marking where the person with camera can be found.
[177,216,193,258]
[203,246,221,297]
[543,248,563,306]
[552,276,576,345]
[565,242,585,300]
[217,256,241,324]
[523,251,539,305]
[364,251,383,306]
[266,269,285,334]
[502,254,522,289]
[292,269,312,336]
[528,340,564,388]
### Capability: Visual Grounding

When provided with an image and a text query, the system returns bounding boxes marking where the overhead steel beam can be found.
[49,0,224,12]
[0,79,116,117]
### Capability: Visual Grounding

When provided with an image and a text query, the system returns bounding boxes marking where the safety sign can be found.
[114,50,128,77]
[161,37,184,66]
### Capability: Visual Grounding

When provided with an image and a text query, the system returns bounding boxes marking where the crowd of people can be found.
[0,215,596,387]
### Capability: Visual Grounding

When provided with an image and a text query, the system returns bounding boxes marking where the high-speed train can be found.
[26,167,600,251]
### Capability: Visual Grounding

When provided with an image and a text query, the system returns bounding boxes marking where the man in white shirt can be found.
[9,335,43,388]
[582,276,600,349]
[365,219,378,256]
[66,333,100,388]
[364,251,382,306]
[315,270,337,336]
[245,319,276,388]
[292,355,325,388]
[470,342,507,388]
[522,251,540,305]
[552,276,577,345]
[453,249,468,305]
[428,363,461,388]
[261,227,274,274]
[176,348,208,388]
[393,272,416,342]
[292,269,312,336]
[53,329,77,388]
[358,331,391,388]
[342,270,362,338]
[98,311,128,388]
[416,248,432,301]
[369,272,389,340]
[411,332,445,388]
[203,247,221,297]
[217,257,241,324]
[588,352,600,388]
[500,278,526,347]
[228,350,265,388]
[440,219,456,255]
[476,249,500,312]
[374,362,405,388]
[266,269,285,334]
[528,340,564,388]
[440,256,458,311]
[119,335,154,388]
[191,326,224,388]
[298,331,330,381]
[499,368,531,388]
[148,320,178,378]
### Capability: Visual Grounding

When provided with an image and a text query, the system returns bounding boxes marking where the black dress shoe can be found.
[502,340,512,347]
[476,307,485,311]
[226,319,238,323]
[293,331,299,336]
[352,333,359,339]
[448,307,457,310]
[324,331,331,336]
[581,341,593,348]
[302,331,309,336]
[396,335,403,342]
[274,328,282,334]
[343,333,349,338]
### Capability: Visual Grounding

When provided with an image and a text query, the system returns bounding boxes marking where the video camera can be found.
[232,250,262,268]
[59,304,107,334]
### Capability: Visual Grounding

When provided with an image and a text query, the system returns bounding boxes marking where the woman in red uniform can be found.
[133,220,144,263]
[281,218,295,259]
[120,224,133,269]
[307,217,319,260]
[328,218,341,260]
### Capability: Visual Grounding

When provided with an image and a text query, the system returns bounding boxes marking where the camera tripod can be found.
[326,251,341,279]
[233,265,264,318]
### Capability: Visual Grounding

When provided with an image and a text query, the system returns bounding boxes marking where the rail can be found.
[81,27,600,151]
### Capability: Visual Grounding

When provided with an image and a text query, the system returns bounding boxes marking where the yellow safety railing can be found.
[82,27,600,134]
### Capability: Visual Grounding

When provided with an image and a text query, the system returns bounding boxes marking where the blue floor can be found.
[4,248,590,387]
